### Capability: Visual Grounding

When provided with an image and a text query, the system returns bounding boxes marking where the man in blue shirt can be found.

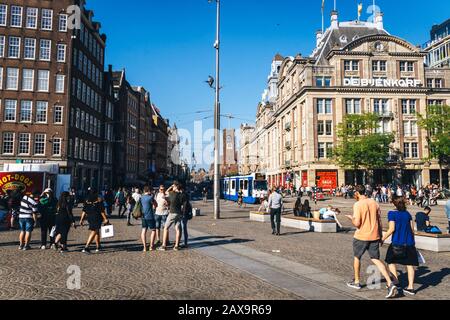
[140,186,156,252]
[415,206,431,232]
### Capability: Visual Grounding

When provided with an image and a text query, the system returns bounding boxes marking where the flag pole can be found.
[322,0,325,33]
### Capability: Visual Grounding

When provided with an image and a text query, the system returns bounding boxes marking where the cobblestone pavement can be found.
[189,199,450,300]
[0,211,299,300]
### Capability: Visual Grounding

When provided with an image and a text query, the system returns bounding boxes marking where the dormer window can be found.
[344,60,359,71]
[352,35,359,41]
[340,35,348,43]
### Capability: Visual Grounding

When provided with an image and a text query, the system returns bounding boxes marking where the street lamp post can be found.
[209,0,221,220]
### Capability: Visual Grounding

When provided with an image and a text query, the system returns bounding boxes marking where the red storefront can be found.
[316,171,338,191]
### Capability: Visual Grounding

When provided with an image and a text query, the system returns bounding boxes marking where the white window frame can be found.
[58,14,68,32]
[0,4,7,26]
[10,5,23,28]
[39,39,51,61]
[26,7,38,29]
[35,101,48,123]
[20,100,33,123]
[0,35,5,57]
[24,38,36,60]
[8,36,21,59]
[6,68,19,90]
[2,132,15,155]
[52,138,62,156]
[345,99,361,114]
[22,69,35,91]
[0,67,3,89]
[37,70,50,92]
[34,133,46,156]
[18,133,31,155]
[53,105,63,124]
[56,43,66,62]
[41,9,53,31]
[4,99,17,122]
[55,74,65,93]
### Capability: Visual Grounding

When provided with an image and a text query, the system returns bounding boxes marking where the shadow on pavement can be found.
[190,238,253,249]
[413,267,450,293]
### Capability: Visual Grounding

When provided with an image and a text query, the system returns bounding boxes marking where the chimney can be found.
[316,30,323,46]
[331,10,338,29]
[375,12,384,30]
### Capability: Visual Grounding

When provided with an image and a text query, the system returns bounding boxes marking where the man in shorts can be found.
[140,186,156,252]
[18,190,40,251]
[158,182,186,251]
[155,185,169,246]
[345,185,398,299]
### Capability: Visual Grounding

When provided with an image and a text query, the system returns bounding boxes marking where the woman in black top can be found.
[80,190,109,254]
[54,192,76,252]
[301,200,312,218]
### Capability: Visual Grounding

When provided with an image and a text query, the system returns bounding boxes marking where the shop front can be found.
[316,170,338,191]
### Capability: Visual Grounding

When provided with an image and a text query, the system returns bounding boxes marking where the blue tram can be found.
[221,174,268,204]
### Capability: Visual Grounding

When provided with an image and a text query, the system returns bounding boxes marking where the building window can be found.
[26,7,38,29]
[80,111,85,131]
[22,69,34,91]
[58,14,68,32]
[18,133,30,155]
[373,99,389,115]
[400,61,414,72]
[315,77,331,87]
[2,133,14,155]
[54,105,63,124]
[0,36,5,57]
[37,70,50,92]
[10,6,22,28]
[36,101,48,123]
[41,9,53,30]
[20,100,32,122]
[24,38,36,59]
[411,143,418,158]
[403,121,418,137]
[326,120,332,136]
[435,79,443,88]
[317,121,324,135]
[372,60,386,72]
[4,100,17,122]
[55,75,65,93]
[52,138,62,156]
[345,99,361,114]
[6,68,19,90]
[344,60,359,71]
[427,79,433,88]
[56,44,66,62]
[317,99,332,114]
[401,99,416,114]
[34,134,46,155]
[0,67,3,89]
[8,36,21,58]
[427,100,443,106]
[39,39,51,61]
[318,142,333,159]
[0,5,7,26]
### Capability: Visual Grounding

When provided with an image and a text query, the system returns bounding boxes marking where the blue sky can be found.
[88,0,449,168]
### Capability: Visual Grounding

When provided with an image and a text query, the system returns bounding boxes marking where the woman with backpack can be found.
[381,197,418,296]
[54,192,76,252]
[79,190,109,254]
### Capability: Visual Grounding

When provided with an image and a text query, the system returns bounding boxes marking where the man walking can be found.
[159,182,186,251]
[269,187,283,236]
[115,187,127,217]
[345,185,398,298]
[38,189,57,250]
[18,190,39,251]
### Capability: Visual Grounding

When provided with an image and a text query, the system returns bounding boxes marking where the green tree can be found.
[417,104,450,188]
[333,113,395,185]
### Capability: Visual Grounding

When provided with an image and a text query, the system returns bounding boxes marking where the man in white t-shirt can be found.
[132,188,142,203]
[155,185,169,246]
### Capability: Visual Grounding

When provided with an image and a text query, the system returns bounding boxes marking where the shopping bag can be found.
[50,226,57,238]
[417,250,426,265]
[101,225,114,239]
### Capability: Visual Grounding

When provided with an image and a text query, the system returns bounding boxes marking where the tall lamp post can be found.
[208,0,221,220]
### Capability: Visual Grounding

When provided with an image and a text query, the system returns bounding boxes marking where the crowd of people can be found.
[0,181,193,254]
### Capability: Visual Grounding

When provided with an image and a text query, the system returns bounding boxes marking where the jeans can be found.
[127,204,134,223]
[270,208,281,234]
[117,203,126,217]
[181,216,189,246]
[105,205,112,216]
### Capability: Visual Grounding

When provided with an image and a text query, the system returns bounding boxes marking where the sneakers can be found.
[386,284,398,299]
[173,246,180,251]
[18,245,24,251]
[157,246,167,252]
[51,244,57,250]
[347,281,362,290]
[403,288,416,296]
[40,245,47,250]
[82,247,91,254]
[23,245,31,251]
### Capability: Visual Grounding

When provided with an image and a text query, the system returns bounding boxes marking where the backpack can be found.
[132,200,143,220]
[425,226,442,234]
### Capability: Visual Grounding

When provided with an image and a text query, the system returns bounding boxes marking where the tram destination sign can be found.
[343,78,422,88]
